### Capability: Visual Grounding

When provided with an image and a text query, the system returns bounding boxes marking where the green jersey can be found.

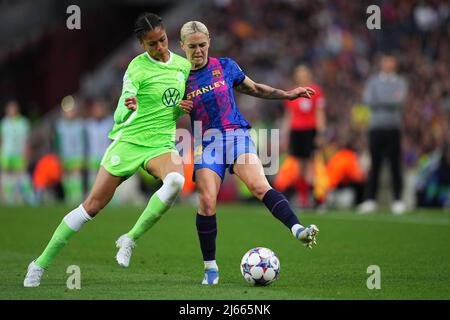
[0,115,30,157]
[109,51,191,147]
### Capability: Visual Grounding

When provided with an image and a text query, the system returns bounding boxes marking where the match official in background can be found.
[275,65,326,208]
[358,55,408,215]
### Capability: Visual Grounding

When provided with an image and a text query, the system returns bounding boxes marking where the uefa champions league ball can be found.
[240,247,280,285]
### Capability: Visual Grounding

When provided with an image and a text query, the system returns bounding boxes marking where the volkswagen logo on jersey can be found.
[162,88,181,107]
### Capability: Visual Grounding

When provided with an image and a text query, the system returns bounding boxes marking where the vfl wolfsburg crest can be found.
[176,71,185,83]
[162,88,181,107]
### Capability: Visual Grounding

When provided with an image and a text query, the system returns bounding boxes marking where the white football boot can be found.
[391,201,407,215]
[296,224,320,248]
[202,268,219,285]
[357,200,377,214]
[23,261,45,287]
[115,234,136,268]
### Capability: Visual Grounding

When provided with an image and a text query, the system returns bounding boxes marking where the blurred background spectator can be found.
[84,98,114,190]
[1,0,449,210]
[358,54,408,214]
[0,100,35,205]
[55,96,85,205]
[416,142,450,208]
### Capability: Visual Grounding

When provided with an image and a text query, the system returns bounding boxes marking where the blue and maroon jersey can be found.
[185,57,251,134]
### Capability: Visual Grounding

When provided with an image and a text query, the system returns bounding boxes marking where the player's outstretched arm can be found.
[235,76,315,100]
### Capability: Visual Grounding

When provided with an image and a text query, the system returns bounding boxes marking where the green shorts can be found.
[63,158,84,170]
[1,156,25,171]
[101,140,178,178]
[87,158,102,171]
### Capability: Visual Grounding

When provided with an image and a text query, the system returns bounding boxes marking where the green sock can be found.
[127,193,170,241]
[1,175,15,205]
[63,174,83,204]
[88,170,97,191]
[20,174,36,205]
[71,174,83,203]
[35,220,77,269]
[63,178,72,203]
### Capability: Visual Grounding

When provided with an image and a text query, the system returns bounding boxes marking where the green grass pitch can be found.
[0,204,449,299]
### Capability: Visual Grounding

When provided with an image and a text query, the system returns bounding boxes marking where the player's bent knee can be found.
[156,172,185,204]
[248,182,271,199]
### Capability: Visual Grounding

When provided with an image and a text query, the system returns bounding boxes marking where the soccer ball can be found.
[240,247,280,286]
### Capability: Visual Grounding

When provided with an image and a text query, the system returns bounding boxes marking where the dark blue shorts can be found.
[193,128,257,181]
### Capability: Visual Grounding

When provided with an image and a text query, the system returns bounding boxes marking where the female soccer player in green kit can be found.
[24,13,193,287]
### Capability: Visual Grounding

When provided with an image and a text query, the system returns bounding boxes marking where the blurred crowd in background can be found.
[1,0,449,210]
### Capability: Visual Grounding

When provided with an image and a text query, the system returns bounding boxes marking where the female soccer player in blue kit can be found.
[126,21,320,286]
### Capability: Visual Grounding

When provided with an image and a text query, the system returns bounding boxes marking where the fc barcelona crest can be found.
[212,69,221,77]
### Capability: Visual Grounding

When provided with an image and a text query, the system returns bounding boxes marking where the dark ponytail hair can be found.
[134,13,164,41]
